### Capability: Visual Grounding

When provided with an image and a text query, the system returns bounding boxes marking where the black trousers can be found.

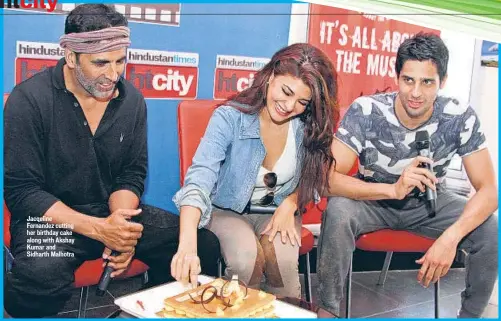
[4,204,221,318]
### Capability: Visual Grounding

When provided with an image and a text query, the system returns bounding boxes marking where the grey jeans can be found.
[206,209,302,298]
[317,188,498,318]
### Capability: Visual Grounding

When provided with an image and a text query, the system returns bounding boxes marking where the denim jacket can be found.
[172,103,305,228]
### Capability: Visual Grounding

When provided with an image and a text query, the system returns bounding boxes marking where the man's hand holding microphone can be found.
[391,130,438,217]
[391,155,438,201]
[94,208,144,295]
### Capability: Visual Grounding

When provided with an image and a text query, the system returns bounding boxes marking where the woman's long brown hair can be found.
[224,43,339,213]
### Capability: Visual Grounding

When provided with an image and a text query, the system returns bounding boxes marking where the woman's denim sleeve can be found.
[172,106,235,228]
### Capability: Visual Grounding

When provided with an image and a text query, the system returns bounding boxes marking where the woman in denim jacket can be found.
[171,43,339,298]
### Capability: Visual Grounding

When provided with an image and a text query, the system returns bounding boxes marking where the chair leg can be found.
[4,246,13,273]
[434,279,440,318]
[345,254,353,318]
[142,271,149,285]
[77,286,89,318]
[304,252,312,303]
[217,258,223,278]
[4,248,9,273]
[377,251,393,286]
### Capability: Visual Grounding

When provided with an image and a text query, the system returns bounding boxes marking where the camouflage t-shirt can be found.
[336,92,487,184]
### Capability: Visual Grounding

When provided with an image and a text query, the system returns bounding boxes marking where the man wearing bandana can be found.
[4,4,220,318]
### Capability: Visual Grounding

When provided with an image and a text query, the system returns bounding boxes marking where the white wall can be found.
[439,31,476,106]
[469,41,499,184]
[288,3,309,45]
[438,31,476,185]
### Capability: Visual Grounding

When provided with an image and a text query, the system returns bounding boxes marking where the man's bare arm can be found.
[326,138,396,200]
[42,201,102,239]
[441,149,498,243]
[109,190,140,213]
[326,138,437,201]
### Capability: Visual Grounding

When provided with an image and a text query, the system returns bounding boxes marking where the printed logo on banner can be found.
[126,48,199,99]
[308,5,440,109]
[7,3,182,26]
[213,55,270,100]
[1,0,58,12]
[15,41,63,84]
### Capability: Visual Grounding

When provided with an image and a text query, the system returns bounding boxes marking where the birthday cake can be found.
[156,276,277,318]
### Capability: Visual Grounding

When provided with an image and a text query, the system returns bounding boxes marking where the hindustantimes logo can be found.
[15,41,63,84]
[213,55,270,100]
[1,0,58,12]
[125,48,199,99]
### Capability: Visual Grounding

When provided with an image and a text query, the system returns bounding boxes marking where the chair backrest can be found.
[4,202,11,248]
[177,100,219,185]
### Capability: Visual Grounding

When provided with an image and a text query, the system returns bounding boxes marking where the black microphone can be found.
[96,250,119,296]
[415,130,437,217]
[249,204,277,214]
[246,204,300,216]
[96,214,139,296]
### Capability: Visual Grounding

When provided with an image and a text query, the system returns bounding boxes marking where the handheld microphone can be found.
[415,130,437,217]
[96,250,119,296]
[246,204,300,216]
[249,204,277,214]
[96,214,139,296]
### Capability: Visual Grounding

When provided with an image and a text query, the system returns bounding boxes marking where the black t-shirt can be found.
[4,58,148,222]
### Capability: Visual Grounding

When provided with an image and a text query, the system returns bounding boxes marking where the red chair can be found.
[4,204,149,318]
[345,230,439,318]
[177,100,316,302]
[300,197,327,302]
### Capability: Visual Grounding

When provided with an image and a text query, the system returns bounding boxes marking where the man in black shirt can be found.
[4,4,220,318]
